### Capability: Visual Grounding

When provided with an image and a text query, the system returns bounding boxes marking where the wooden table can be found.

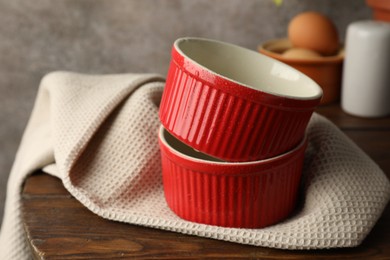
[22,104,390,259]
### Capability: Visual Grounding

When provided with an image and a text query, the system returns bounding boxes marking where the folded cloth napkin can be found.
[0,72,389,259]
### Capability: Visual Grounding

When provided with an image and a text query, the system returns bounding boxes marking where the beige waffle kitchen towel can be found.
[1,71,389,259]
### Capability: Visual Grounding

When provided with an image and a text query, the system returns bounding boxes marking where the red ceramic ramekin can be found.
[159,126,307,228]
[366,0,390,22]
[159,37,322,162]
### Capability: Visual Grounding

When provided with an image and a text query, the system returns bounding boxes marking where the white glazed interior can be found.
[159,126,306,165]
[175,37,323,100]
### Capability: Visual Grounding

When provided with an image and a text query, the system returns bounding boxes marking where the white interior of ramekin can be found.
[159,126,306,165]
[175,37,323,100]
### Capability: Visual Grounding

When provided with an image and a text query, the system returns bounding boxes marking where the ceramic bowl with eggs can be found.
[259,12,344,105]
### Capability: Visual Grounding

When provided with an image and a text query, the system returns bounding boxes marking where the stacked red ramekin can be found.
[158,37,322,228]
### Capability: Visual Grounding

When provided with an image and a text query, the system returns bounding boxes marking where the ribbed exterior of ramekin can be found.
[160,56,315,162]
[159,130,307,228]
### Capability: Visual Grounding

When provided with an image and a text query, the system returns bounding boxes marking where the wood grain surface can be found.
[21,104,390,259]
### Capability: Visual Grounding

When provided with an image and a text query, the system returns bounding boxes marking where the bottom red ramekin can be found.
[159,125,307,228]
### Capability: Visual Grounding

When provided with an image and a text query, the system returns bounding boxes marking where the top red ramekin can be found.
[159,37,322,162]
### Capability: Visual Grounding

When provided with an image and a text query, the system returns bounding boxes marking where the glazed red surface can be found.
[159,44,318,161]
[367,0,390,22]
[159,131,307,228]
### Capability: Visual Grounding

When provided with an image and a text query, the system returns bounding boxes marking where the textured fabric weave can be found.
[0,71,389,259]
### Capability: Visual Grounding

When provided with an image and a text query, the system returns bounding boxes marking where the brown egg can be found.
[288,11,339,56]
[282,48,322,60]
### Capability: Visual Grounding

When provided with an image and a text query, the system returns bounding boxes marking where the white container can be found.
[341,20,390,117]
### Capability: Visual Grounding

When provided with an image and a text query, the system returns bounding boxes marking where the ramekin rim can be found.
[173,37,323,101]
[159,125,307,166]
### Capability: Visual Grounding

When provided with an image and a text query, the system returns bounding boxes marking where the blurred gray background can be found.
[0,0,370,225]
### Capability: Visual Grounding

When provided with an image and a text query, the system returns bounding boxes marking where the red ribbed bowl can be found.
[159,37,322,162]
[159,126,307,228]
